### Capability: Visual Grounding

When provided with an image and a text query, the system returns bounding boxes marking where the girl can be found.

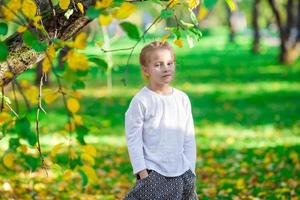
[124,41,198,200]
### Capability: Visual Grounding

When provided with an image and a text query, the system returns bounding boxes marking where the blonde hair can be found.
[139,41,175,81]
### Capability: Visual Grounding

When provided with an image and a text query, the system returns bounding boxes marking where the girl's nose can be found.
[162,63,170,71]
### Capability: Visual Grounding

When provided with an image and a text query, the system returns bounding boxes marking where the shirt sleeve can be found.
[183,95,197,176]
[125,97,146,175]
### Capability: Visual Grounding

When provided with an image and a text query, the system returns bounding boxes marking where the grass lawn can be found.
[0,32,300,199]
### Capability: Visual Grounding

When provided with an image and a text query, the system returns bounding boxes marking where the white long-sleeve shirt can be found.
[125,86,197,177]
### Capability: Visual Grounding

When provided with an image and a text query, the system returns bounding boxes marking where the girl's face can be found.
[142,49,175,87]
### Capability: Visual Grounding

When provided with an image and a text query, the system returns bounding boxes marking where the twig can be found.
[36,72,48,177]
[101,46,135,53]
[5,103,19,118]
[1,86,4,112]
[11,80,19,114]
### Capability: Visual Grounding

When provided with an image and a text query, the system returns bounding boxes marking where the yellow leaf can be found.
[59,0,70,10]
[81,165,98,183]
[20,80,30,88]
[225,0,236,11]
[70,90,82,99]
[165,27,173,31]
[25,86,38,104]
[198,6,208,21]
[67,98,80,113]
[62,169,72,181]
[112,2,136,19]
[22,0,37,19]
[186,0,200,9]
[17,25,27,33]
[51,143,64,157]
[95,0,113,8]
[168,0,179,7]
[173,38,183,48]
[236,178,245,190]
[161,34,171,42]
[74,114,83,125]
[65,51,89,71]
[96,41,104,47]
[70,148,77,159]
[290,151,298,163]
[81,153,95,166]
[3,153,14,168]
[4,71,14,79]
[77,3,84,14]
[98,14,112,26]
[80,144,96,157]
[74,32,87,49]
[47,45,56,59]
[2,0,22,20]
[33,183,46,192]
[42,58,51,73]
[65,121,75,132]
[19,144,28,153]
[44,92,59,105]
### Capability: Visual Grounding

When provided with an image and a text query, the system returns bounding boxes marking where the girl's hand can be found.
[138,169,149,179]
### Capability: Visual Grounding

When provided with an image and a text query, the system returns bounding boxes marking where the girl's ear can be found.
[142,65,150,77]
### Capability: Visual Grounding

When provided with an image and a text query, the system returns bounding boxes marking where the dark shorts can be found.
[124,169,198,200]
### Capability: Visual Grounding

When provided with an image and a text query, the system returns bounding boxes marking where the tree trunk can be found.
[267,0,300,64]
[252,0,260,53]
[0,0,96,86]
[226,3,235,43]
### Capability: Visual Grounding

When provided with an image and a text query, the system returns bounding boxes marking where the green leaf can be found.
[86,7,101,19]
[119,22,140,41]
[88,57,108,70]
[151,0,164,6]
[70,157,82,169]
[89,66,99,79]
[188,27,202,41]
[78,169,88,187]
[204,0,217,9]
[0,22,8,35]
[55,153,69,165]
[64,9,74,19]
[9,138,21,151]
[24,155,40,171]
[0,42,8,62]
[15,117,37,146]
[160,9,174,19]
[180,20,194,28]
[190,10,199,25]
[172,28,181,38]
[76,125,88,145]
[72,80,85,90]
[23,30,47,52]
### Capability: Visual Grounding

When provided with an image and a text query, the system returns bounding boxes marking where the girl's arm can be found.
[183,97,197,175]
[125,98,147,175]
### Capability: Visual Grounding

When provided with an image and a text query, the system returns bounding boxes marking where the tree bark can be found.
[0,0,96,86]
[267,0,300,64]
[252,0,260,53]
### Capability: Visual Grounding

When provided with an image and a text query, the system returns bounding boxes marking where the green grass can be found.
[1,33,300,199]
